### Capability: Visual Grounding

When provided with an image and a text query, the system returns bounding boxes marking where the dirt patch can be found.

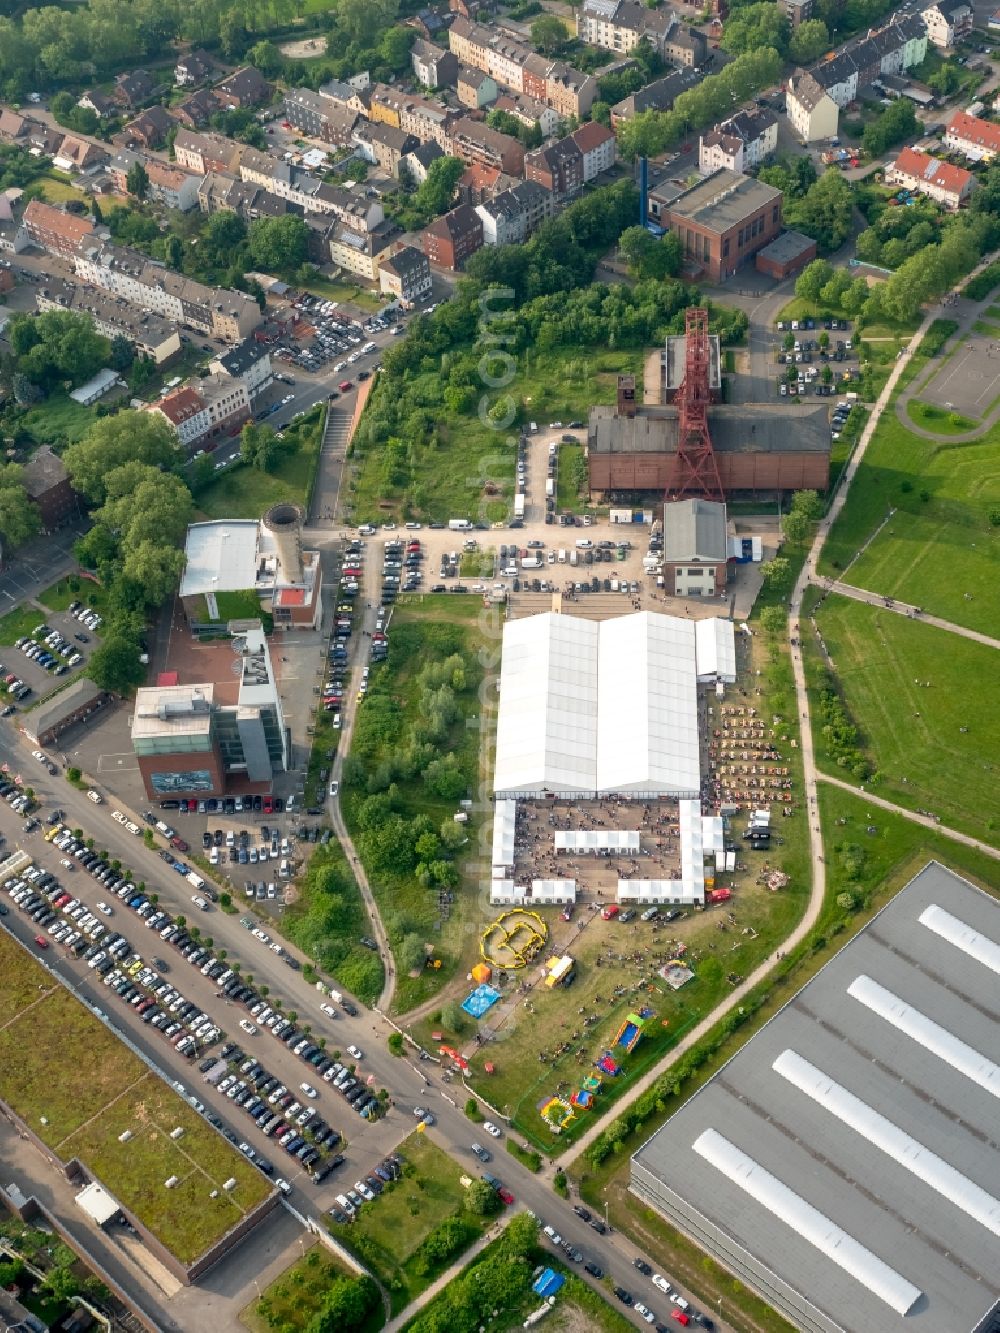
[280,37,325,58]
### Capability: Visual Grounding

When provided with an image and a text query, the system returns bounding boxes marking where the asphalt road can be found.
[0,741,727,1332]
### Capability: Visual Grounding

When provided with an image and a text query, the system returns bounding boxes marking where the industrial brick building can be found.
[650,170,783,283]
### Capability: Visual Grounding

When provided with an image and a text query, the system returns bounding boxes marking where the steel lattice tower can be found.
[666,307,724,502]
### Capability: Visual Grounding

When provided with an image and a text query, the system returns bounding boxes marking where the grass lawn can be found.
[343,596,491,1013]
[306,276,382,311]
[775,299,918,339]
[38,577,109,616]
[19,393,97,447]
[243,1244,382,1333]
[39,174,87,206]
[572,782,1000,1333]
[196,408,323,520]
[348,348,640,526]
[905,399,978,433]
[334,1134,485,1314]
[808,595,1000,847]
[0,931,271,1264]
[0,604,47,646]
[556,442,586,511]
[972,319,1000,337]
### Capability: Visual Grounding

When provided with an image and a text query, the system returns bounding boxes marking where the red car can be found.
[34,935,49,949]
[339,380,354,392]
[171,836,190,852]
[498,1188,514,1205]
[671,1313,689,1326]
[263,796,274,814]
[601,904,620,920]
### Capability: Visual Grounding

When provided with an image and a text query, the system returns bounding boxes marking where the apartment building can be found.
[328,223,396,281]
[572,121,616,182]
[73,244,262,342]
[944,109,1000,160]
[525,136,583,198]
[149,376,251,451]
[790,11,927,129]
[21,200,96,257]
[449,116,524,175]
[214,66,273,110]
[283,87,360,145]
[475,178,554,244]
[402,141,445,183]
[786,68,840,142]
[174,128,243,175]
[209,339,273,400]
[493,94,560,137]
[36,277,182,364]
[886,145,974,208]
[576,0,706,63]
[422,202,484,269]
[109,151,201,210]
[611,68,699,128]
[411,38,460,87]
[174,50,217,86]
[378,245,433,306]
[922,0,973,48]
[355,122,420,176]
[458,66,499,108]
[699,108,778,174]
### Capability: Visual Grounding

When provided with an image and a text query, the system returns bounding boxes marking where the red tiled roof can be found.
[946,110,1000,154]
[154,385,205,424]
[892,145,973,197]
[22,199,95,246]
[571,120,614,152]
[274,588,306,606]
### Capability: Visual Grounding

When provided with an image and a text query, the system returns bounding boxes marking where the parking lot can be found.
[774,316,862,400]
[271,295,401,385]
[2,601,102,713]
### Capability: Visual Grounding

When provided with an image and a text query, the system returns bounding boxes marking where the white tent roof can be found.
[494,611,702,798]
[490,878,525,904]
[618,878,704,904]
[555,830,640,852]
[531,878,577,901]
[694,617,737,684]
[491,799,517,871]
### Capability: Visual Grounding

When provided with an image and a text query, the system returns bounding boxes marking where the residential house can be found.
[238,147,385,223]
[811,51,858,107]
[52,135,107,173]
[449,116,524,175]
[781,0,814,25]
[174,128,243,175]
[22,199,96,257]
[0,110,27,141]
[475,178,553,244]
[886,145,974,208]
[175,49,216,86]
[655,169,783,283]
[456,161,503,203]
[356,122,420,176]
[458,66,499,108]
[36,276,182,363]
[114,70,156,110]
[493,94,559,137]
[922,0,973,48]
[328,222,396,281]
[318,78,371,116]
[944,109,1000,160]
[77,91,116,119]
[122,105,175,149]
[422,202,484,269]
[174,89,221,129]
[22,446,80,531]
[399,95,456,148]
[699,108,778,174]
[411,38,460,88]
[214,66,273,110]
[408,7,454,41]
[786,68,839,142]
[571,121,616,182]
[449,17,528,94]
[284,87,360,145]
[610,68,699,128]
[402,140,445,183]
[0,212,29,253]
[209,338,273,399]
[664,24,707,66]
[145,159,201,211]
[148,375,251,452]
[525,135,584,197]
[378,244,432,306]
[576,0,676,57]
[538,60,599,119]
[24,122,63,156]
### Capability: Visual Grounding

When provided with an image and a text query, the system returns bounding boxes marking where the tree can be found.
[308,1275,380,1333]
[247,214,310,273]
[794,258,834,305]
[0,466,39,550]
[531,14,567,53]
[862,98,917,158]
[121,540,186,605]
[760,556,790,587]
[721,3,789,56]
[8,309,110,389]
[126,159,150,201]
[96,465,193,550]
[441,1000,467,1034]
[759,605,785,635]
[617,225,681,280]
[784,170,853,253]
[11,371,41,404]
[109,333,134,372]
[397,932,425,973]
[64,412,182,503]
[464,1179,502,1217]
[789,17,829,63]
[791,489,822,521]
[248,39,283,76]
[239,420,283,471]
[782,507,810,544]
[88,633,146,694]
[410,155,464,222]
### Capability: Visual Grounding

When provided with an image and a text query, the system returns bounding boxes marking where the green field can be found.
[820,337,1000,634]
[348,348,639,525]
[39,174,88,206]
[0,932,271,1264]
[343,596,490,1012]
[304,276,382,311]
[335,1134,484,1314]
[20,393,98,447]
[244,1245,383,1333]
[809,595,1000,846]
[904,399,978,433]
[38,577,109,616]
[0,605,49,646]
[196,408,323,520]
[556,442,586,510]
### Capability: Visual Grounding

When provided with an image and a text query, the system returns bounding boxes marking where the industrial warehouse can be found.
[630,862,1000,1333]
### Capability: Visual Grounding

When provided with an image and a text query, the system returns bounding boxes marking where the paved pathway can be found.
[821,579,1000,651]
[817,773,1000,861]
[381,1219,510,1333]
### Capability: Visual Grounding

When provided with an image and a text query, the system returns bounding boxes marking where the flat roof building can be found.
[661,498,729,599]
[631,861,1000,1333]
[653,169,783,283]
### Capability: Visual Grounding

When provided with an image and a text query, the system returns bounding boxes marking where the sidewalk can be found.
[382,1219,509,1333]
[817,773,1000,861]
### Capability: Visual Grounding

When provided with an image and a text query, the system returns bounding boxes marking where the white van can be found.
[557,549,567,563]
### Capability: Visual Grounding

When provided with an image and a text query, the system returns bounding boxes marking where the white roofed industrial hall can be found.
[493,611,729,800]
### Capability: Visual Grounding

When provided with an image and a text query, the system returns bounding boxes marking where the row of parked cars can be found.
[67,601,103,631]
[330,1155,403,1223]
[210,1049,347,1186]
[1,781,36,816]
[16,625,85,675]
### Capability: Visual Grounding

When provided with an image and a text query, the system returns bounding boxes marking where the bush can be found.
[388,1031,404,1056]
[817,675,872,780]
[963,260,1000,300]
[465,1097,482,1121]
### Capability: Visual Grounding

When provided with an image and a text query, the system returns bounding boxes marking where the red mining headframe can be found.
[666,307,724,502]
